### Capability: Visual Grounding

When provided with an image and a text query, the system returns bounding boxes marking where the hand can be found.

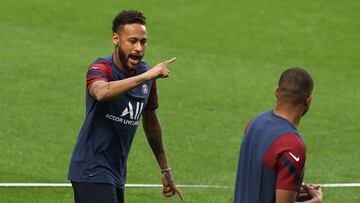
[161,170,184,200]
[305,184,322,203]
[296,184,322,203]
[146,57,176,80]
[296,185,311,201]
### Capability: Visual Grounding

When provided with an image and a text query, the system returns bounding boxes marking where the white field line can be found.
[0,183,228,188]
[0,183,360,188]
[319,183,360,188]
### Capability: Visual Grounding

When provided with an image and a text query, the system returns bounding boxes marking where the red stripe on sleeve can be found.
[86,62,112,91]
[262,133,306,191]
[87,75,106,91]
[145,80,158,110]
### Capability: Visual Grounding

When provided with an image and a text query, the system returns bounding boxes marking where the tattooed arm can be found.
[89,57,176,101]
[142,110,184,200]
[89,75,147,101]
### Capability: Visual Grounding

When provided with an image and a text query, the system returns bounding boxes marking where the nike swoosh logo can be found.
[289,152,300,162]
[88,170,104,177]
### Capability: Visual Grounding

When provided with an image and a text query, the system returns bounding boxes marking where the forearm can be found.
[142,111,169,169]
[143,111,184,200]
[91,72,149,101]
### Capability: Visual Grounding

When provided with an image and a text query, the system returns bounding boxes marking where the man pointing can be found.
[68,9,184,203]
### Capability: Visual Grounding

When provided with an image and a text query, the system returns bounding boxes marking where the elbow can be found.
[92,91,108,102]
[89,81,111,102]
[95,95,106,102]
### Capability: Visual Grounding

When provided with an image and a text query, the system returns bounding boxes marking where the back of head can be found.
[112,9,146,33]
[277,67,314,105]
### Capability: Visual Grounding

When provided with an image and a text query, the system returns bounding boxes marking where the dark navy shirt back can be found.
[234,111,306,203]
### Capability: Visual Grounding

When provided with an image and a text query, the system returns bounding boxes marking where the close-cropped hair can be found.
[278,67,314,104]
[112,9,146,33]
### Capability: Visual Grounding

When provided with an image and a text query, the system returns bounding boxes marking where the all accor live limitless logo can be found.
[105,102,144,125]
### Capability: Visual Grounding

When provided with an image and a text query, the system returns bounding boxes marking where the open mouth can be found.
[128,54,142,65]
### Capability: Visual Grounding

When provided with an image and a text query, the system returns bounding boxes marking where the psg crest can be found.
[142,84,148,95]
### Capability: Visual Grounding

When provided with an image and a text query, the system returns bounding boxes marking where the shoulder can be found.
[273,133,306,153]
[245,111,283,139]
[88,57,113,77]
[262,132,306,169]
[89,57,112,70]
[250,111,274,127]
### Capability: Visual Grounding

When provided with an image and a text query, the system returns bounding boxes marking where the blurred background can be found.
[0,0,359,202]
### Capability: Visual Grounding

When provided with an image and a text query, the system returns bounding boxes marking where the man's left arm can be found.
[142,110,184,200]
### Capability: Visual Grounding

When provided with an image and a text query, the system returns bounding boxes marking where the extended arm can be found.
[142,110,184,200]
[90,57,176,101]
[90,73,148,101]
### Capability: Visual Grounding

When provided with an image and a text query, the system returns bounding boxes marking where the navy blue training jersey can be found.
[68,55,158,188]
[234,111,306,203]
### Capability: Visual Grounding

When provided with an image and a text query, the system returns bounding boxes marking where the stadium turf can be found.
[0,0,359,202]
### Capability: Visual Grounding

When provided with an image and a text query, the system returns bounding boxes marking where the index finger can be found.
[175,187,184,201]
[162,57,176,66]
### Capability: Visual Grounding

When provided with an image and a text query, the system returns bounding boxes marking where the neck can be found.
[113,53,124,70]
[273,103,303,127]
[112,53,134,76]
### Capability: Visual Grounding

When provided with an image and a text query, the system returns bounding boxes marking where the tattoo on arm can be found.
[136,73,149,84]
[136,78,143,84]
[90,80,109,100]
[91,80,102,93]
[147,132,165,156]
[143,111,165,157]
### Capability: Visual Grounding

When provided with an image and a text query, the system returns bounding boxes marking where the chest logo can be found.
[121,101,144,120]
[142,84,149,95]
[105,102,145,125]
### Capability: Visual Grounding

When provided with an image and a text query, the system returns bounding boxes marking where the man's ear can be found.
[113,32,119,46]
[305,94,312,106]
[275,87,280,98]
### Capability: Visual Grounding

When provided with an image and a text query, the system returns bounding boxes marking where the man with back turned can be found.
[234,68,323,203]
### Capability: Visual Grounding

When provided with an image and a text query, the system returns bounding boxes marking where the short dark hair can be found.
[278,67,314,104]
[112,9,146,33]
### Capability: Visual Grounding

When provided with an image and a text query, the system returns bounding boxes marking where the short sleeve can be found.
[262,133,306,191]
[86,63,112,91]
[144,79,158,110]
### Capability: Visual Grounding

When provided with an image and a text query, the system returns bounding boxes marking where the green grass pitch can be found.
[1,0,360,202]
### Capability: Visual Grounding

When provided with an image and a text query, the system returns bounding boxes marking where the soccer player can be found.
[68,10,184,203]
[233,68,323,203]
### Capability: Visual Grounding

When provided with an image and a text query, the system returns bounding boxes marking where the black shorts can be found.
[71,181,124,203]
